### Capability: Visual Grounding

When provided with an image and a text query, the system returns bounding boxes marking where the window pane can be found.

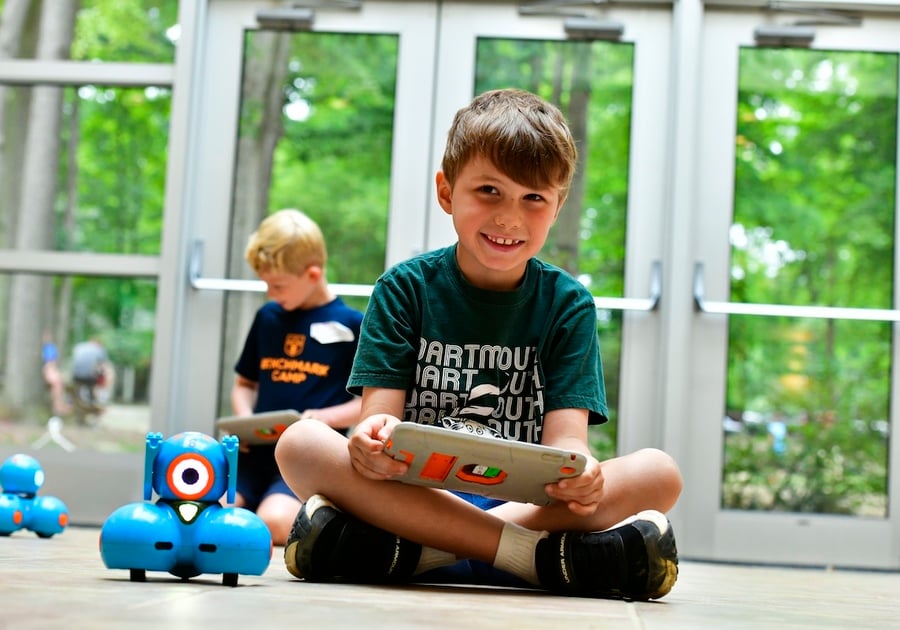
[0,0,177,63]
[0,274,154,454]
[722,48,898,517]
[0,84,170,254]
[474,37,635,460]
[218,30,398,414]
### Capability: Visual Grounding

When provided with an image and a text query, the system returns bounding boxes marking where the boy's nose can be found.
[494,205,521,228]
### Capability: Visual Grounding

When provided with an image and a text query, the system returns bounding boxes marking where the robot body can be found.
[0,454,68,538]
[99,432,271,586]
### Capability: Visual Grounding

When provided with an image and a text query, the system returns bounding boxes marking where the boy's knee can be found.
[274,428,293,468]
[275,418,320,467]
[642,447,683,504]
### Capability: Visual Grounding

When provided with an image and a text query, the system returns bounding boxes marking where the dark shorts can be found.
[235,445,296,510]
[416,491,532,588]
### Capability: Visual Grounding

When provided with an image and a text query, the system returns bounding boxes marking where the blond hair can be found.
[441,88,578,198]
[244,209,326,275]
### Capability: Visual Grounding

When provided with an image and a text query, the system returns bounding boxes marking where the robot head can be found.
[149,432,230,502]
[0,454,44,496]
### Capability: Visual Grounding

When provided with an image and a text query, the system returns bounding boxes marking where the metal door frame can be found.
[682,6,900,568]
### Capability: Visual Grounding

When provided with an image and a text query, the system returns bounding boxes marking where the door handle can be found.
[594,260,661,312]
[188,239,373,297]
[693,261,900,322]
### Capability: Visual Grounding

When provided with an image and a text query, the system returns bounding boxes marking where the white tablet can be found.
[215,409,302,446]
[383,422,586,505]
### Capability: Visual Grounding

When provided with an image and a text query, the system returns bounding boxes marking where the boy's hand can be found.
[348,414,409,480]
[544,455,604,516]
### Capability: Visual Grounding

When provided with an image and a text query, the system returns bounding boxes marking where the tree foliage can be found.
[0,0,175,414]
[265,32,398,286]
[218,30,399,413]
[723,48,898,515]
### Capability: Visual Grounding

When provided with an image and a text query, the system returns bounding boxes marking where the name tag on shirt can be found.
[310,321,356,344]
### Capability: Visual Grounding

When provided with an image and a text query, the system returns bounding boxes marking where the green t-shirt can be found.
[348,245,608,444]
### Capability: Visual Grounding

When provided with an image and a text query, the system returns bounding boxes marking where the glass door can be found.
[188,1,440,424]
[430,2,674,459]
[0,1,183,524]
[686,8,900,568]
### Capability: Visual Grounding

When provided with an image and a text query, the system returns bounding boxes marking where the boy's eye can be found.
[477,185,499,195]
[524,193,545,202]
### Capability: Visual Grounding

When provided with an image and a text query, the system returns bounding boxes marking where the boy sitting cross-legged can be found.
[275,88,682,599]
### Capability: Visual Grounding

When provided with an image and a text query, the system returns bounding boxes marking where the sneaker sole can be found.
[630,510,679,600]
[284,494,335,580]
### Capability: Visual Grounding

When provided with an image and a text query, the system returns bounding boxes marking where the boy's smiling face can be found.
[436,155,565,291]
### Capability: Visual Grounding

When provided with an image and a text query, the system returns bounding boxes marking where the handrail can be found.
[693,262,900,322]
[189,239,662,310]
[594,260,661,312]
[188,239,372,297]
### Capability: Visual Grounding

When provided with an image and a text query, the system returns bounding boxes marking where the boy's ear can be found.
[552,193,568,223]
[306,265,323,282]
[435,171,453,215]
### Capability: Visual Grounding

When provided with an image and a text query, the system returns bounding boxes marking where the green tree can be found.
[219,30,399,413]
[724,48,898,514]
[0,0,175,416]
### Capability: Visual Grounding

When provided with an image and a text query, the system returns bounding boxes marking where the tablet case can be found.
[215,409,302,445]
[383,422,586,505]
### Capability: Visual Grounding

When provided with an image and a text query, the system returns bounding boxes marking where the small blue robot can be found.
[100,432,272,586]
[0,453,68,537]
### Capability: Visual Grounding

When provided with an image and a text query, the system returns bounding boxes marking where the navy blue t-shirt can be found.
[235,298,363,413]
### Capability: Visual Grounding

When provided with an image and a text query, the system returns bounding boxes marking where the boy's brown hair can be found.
[441,88,578,198]
[244,209,326,275]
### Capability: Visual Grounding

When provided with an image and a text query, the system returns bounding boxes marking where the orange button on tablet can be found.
[420,452,457,482]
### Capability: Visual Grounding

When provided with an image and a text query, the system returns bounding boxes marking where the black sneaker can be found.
[284,494,422,583]
[536,510,678,600]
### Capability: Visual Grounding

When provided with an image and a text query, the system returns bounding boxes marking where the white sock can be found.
[492,522,548,585]
[414,546,458,575]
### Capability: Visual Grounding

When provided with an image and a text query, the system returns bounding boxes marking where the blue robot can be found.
[100,432,272,586]
[0,453,68,538]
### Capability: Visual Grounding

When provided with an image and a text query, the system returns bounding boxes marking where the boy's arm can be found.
[540,408,591,455]
[346,386,409,480]
[231,375,258,416]
[301,397,362,430]
[542,407,604,515]
[360,386,406,420]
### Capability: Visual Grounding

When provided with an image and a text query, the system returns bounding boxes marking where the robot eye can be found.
[166,453,215,500]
